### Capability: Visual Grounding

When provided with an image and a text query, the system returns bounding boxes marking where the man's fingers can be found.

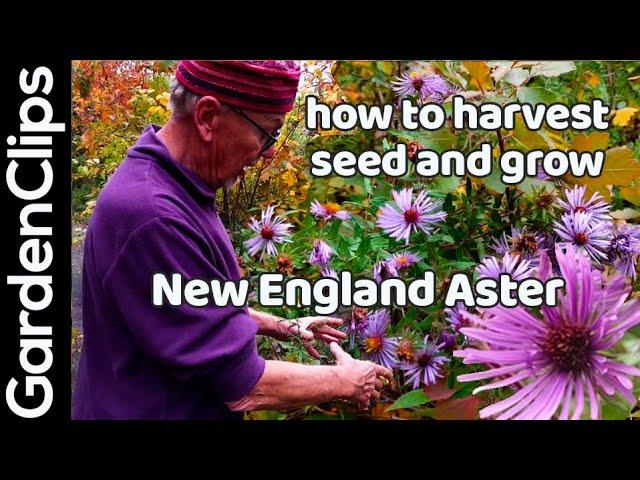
[374,364,393,380]
[329,342,350,362]
[307,317,343,331]
[303,341,321,360]
[375,378,383,391]
[298,329,315,342]
[321,317,343,327]
[317,326,347,339]
[317,333,346,344]
[371,390,380,401]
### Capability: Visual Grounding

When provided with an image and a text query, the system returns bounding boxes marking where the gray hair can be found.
[168,77,202,118]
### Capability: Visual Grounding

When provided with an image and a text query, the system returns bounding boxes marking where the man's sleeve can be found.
[101,215,265,402]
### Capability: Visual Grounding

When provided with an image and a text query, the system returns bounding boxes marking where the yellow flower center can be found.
[364,336,382,353]
[324,202,340,215]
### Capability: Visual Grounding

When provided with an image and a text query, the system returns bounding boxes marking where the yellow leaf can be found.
[282,169,297,187]
[570,132,609,152]
[586,72,600,86]
[156,91,170,107]
[620,181,640,206]
[566,147,640,201]
[376,61,395,76]
[511,114,548,150]
[612,107,639,127]
[463,61,493,93]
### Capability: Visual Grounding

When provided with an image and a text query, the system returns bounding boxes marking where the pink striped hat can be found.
[175,60,301,114]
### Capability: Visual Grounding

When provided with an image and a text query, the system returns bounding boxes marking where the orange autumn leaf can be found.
[566,146,640,201]
[463,61,493,93]
[620,181,640,206]
[423,379,456,401]
[431,396,480,420]
[570,131,609,152]
[370,402,416,420]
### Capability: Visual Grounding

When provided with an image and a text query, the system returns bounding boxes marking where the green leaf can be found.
[363,176,373,196]
[337,237,351,256]
[329,220,341,240]
[430,175,462,194]
[328,177,345,189]
[480,167,507,194]
[519,177,555,195]
[516,86,555,105]
[600,395,634,420]
[451,261,477,270]
[386,389,430,411]
[451,381,480,399]
[503,68,530,87]
[356,235,371,257]
[528,61,576,78]
[389,129,456,153]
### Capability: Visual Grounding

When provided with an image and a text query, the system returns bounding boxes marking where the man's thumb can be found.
[329,342,349,362]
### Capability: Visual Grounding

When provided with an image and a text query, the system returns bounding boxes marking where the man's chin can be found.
[223,176,240,188]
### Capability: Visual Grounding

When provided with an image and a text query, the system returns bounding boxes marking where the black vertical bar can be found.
[1,57,71,422]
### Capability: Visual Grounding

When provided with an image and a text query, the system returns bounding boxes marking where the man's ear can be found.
[193,96,225,142]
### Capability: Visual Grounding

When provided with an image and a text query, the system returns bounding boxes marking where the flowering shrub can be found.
[72,61,175,222]
[242,61,640,420]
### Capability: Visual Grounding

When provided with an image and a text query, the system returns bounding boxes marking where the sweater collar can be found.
[129,124,217,204]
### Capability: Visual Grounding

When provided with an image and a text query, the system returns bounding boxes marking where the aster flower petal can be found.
[310,199,350,221]
[360,309,398,369]
[400,336,449,388]
[243,205,293,258]
[557,185,611,222]
[377,188,446,245]
[309,239,334,266]
[554,212,609,262]
[456,245,640,420]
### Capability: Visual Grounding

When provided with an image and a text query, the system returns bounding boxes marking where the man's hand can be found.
[330,342,393,410]
[287,316,346,358]
[270,315,347,359]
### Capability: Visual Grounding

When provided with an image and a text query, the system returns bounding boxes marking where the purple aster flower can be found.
[536,159,551,181]
[361,309,398,369]
[476,254,533,281]
[391,72,452,103]
[372,259,398,283]
[244,205,293,258]
[538,232,561,276]
[490,226,543,267]
[444,302,473,332]
[557,185,611,223]
[606,222,640,280]
[438,331,457,353]
[377,188,447,245]
[401,336,450,388]
[309,239,334,267]
[389,251,420,271]
[554,212,609,263]
[346,306,368,349]
[320,267,338,279]
[310,200,350,221]
[454,246,640,420]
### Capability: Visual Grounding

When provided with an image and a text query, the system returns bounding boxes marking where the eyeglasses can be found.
[226,104,281,155]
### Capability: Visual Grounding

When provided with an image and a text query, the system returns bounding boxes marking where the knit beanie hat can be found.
[175,60,301,114]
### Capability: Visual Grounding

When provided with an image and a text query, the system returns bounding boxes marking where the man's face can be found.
[214,108,285,187]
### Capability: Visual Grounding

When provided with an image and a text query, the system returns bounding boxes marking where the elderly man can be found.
[72,60,391,420]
